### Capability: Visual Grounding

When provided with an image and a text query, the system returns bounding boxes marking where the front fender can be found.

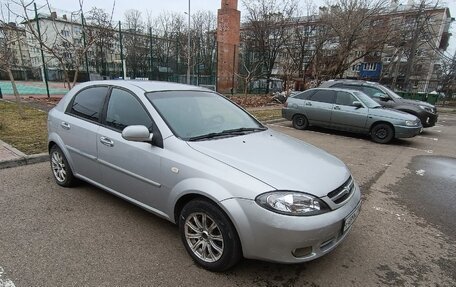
[166,177,234,221]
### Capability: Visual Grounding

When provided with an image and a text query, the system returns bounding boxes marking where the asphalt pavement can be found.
[1,113,455,286]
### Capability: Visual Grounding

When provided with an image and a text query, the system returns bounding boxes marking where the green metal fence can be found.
[395,91,440,105]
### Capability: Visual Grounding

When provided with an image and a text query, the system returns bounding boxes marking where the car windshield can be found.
[381,85,402,99]
[146,91,265,141]
[353,91,382,108]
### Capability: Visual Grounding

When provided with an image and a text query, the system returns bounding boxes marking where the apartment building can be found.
[0,22,31,80]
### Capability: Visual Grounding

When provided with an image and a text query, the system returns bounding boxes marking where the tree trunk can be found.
[62,65,72,90]
[7,68,25,119]
[72,68,80,88]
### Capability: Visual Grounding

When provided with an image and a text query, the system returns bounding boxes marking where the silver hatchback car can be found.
[48,81,361,271]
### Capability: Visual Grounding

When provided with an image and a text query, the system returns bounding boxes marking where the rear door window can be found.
[68,86,109,122]
[362,86,384,98]
[309,90,336,104]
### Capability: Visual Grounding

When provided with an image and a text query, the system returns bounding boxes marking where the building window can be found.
[364,63,377,71]
[61,30,70,37]
[351,64,361,72]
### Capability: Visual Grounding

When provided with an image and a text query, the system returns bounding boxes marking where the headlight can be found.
[255,191,330,216]
[405,120,418,126]
[419,105,434,113]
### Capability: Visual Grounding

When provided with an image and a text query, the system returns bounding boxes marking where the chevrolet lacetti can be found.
[48,81,361,271]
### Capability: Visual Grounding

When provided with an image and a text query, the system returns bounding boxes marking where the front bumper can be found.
[394,124,423,139]
[418,112,438,128]
[220,184,362,263]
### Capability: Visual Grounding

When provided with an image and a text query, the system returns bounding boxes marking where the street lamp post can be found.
[186,0,191,85]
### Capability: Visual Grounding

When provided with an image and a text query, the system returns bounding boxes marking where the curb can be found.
[0,140,48,169]
[0,153,49,169]
[263,118,287,124]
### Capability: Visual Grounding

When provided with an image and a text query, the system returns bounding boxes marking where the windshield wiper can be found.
[188,127,267,141]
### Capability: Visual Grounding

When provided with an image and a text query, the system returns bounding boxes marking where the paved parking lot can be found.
[1,114,455,286]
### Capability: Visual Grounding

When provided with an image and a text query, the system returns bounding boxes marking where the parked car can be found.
[48,81,361,271]
[319,79,438,127]
[282,88,422,143]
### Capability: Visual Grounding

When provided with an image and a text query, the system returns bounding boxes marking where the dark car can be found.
[282,88,422,144]
[319,80,438,127]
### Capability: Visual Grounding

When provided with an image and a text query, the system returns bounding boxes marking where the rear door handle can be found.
[60,122,70,130]
[305,102,312,106]
[100,136,114,147]
[334,106,341,110]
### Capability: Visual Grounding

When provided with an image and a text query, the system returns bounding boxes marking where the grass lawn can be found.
[248,108,283,121]
[0,100,48,154]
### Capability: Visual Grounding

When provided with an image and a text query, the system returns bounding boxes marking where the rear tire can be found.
[371,123,394,144]
[292,114,309,130]
[49,145,77,187]
[179,199,242,271]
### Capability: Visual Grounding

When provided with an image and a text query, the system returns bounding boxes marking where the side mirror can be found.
[379,94,390,102]
[122,125,153,142]
[352,101,363,109]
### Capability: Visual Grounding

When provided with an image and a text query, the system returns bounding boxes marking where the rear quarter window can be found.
[293,90,316,100]
[68,87,109,122]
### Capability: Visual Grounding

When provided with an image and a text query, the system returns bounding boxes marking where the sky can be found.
[12,0,456,55]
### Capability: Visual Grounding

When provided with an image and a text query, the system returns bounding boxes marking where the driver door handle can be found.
[100,136,114,147]
[60,122,70,130]
[333,106,341,110]
[305,102,312,106]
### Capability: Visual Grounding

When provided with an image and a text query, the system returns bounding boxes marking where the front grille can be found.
[327,176,354,204]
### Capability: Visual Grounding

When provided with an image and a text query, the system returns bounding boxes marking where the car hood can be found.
[369,107,419,121]
[397,98,434,108]
[187,130,350,197]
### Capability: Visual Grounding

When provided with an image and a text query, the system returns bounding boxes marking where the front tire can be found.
[50,145,77,187]
[179,199,241,271]
[292,114,309,130]
[371,123,394,144]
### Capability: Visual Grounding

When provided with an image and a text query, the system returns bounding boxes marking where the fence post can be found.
[149,27,153,80]
[0,86,3,99]
[81,13,90,80]
[119,21,124,79]
[34,3,50,98]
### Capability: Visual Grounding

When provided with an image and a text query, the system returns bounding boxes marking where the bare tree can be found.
[86,7,116,76]
[242,0,298,93]
[10,0,114,90]
[318,0,390,79]
[439,51,456,104]
[0,5,24,117]
[123,9,149,78]
[236,44,265,95]
[190,10,217,83]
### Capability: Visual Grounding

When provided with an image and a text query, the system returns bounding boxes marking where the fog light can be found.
[292,246,313,258]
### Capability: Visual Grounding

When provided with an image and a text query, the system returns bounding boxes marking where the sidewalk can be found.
[0,140,48,169]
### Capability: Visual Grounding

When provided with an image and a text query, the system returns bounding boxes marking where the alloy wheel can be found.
[51,151,67,183]
[184,212,224,263]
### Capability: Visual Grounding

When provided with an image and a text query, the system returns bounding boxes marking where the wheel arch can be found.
[173,193,244,255]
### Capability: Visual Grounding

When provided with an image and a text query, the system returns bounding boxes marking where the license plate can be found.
[343,202,361,233]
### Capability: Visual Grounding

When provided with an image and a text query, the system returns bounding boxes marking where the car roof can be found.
[79,80,210,93]
[321,79,379,87]
[305,87,360,94]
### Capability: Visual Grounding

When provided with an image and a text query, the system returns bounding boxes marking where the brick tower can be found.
[216,0,240,94]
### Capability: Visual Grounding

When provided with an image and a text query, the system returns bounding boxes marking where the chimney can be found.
[62,14,67,20]
[51,11,57,19]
